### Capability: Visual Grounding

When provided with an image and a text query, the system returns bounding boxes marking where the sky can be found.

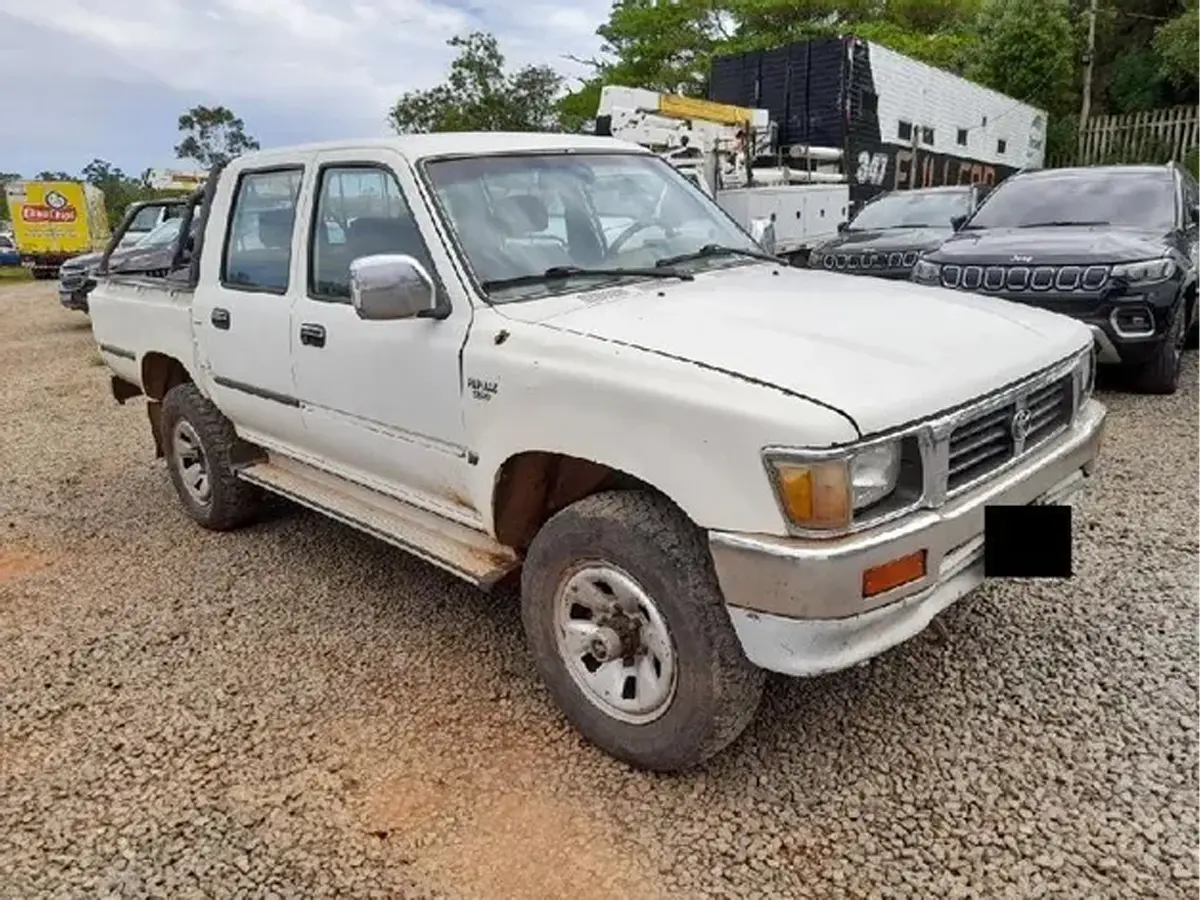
[0,0,610,178]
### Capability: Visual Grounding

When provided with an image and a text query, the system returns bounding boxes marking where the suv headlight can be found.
[766,440,905,532]
[912,259,940,284]
[1111,257,1176,285]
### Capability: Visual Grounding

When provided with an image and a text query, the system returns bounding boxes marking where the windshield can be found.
[422,152,761,301]
[134,217,183,247]
[966,171,1175,230]
[849,190,971,230]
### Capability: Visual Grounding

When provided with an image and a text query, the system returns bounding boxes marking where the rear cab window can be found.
[222,168,304,294]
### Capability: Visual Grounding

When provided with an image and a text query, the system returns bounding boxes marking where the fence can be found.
[1048,105,1199,169]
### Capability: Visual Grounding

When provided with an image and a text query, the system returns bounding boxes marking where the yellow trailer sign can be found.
[5,180,111,261]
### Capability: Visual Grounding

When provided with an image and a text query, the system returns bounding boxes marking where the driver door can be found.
[289,148,475,518]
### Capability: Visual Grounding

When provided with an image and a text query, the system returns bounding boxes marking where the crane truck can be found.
[594,85,850,263]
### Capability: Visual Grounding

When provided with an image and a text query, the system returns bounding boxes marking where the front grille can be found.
[826,250,919,273]
[944,262,1110,295]
[946,374,1074,492]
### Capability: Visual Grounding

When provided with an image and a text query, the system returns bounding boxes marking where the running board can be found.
[237,456,519,589]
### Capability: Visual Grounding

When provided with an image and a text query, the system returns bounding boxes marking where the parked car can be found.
[913,163,1200,394]
[87,134,1105,772]
[0,233,19,267]
[59,216,194,313]
[808,184,991,279]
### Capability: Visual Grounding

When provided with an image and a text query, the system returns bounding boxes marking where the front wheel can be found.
[520,490,765,772]
[1130,304,1186,395]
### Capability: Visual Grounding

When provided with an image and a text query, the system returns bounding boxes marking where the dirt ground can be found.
[1,280,1197,899]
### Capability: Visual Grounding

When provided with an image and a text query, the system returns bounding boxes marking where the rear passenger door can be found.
[192,164,308,452]
[289,149,475,519]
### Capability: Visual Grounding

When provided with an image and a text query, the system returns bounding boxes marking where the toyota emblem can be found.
[1010,408,1033,445]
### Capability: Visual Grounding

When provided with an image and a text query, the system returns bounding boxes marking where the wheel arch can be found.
[491,451,686,552]
[140,352,194,457]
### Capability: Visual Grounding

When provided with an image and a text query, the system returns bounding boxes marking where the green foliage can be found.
[175,105,260,169]
[1108,50,1168,113]
[970,0,1076,115]
[80,158,163,228]
[1154,0,1199,92]
[1184,145,1199,178]
[389,32,565,133]
[0,171,18,225]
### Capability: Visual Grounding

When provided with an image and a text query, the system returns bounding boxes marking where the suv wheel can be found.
[1130,304,1185,395]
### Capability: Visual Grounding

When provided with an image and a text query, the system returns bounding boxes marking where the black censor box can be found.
[983,504,1073,578]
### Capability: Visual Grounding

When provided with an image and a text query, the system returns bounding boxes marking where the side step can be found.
[237,456,520,589]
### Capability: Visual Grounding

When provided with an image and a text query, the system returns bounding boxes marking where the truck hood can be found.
[928,226,1170,265]
[496,263,1091,436]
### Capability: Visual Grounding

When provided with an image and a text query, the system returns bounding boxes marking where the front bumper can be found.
[708,398,1107,677]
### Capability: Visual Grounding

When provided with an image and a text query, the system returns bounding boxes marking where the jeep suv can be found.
[912,163,1199,394]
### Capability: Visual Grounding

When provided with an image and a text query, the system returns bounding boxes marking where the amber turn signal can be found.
[773,461,852,530]
[862,550,927,598]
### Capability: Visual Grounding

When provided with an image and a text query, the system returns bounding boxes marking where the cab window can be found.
[222,168,303,294]
[309,165,434,302]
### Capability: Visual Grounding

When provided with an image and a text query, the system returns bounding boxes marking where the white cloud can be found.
[0,0,610,173]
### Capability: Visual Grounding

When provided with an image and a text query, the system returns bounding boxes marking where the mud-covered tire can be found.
[520,489,765,772]
[161,382,262,531]
[1130,304,1185,395]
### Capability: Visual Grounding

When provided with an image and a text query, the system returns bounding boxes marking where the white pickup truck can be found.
[88,133,1106,772]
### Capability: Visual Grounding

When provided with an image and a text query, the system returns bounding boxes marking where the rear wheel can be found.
[161,383,262,530]
[520,490,765,772]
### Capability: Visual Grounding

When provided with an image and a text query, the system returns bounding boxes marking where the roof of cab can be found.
[228,132,650,168]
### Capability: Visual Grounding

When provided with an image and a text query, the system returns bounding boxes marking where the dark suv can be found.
[912,163,1199,394]
[809,184,990,279]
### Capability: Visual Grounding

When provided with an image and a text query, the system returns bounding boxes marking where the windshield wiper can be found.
[480,264,693,292]
[1016,220,1111,228]
[655,243,781,268]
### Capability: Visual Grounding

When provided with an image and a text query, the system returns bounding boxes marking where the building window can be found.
[921,126,935,145]
[897,120,912,141]
[982,115,989,126]
[957,128,968,146]
[997,138,1007,154]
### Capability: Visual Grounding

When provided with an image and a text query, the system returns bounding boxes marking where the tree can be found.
[1153,0,1199,94]
[388,32,565,133]
[36,171,73,181]
[0,172,18,225]
[80,158,159,228]
[971,0,1076,114]
[175,105,260,169]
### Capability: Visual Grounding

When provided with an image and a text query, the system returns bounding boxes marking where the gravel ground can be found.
[1,279,1196,900]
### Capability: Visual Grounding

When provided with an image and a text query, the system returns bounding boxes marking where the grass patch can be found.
[0,267,33,284]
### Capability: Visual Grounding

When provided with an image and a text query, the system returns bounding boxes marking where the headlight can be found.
[912,259,940,284]
[766,441,903,532]
[1111,257,1176,285]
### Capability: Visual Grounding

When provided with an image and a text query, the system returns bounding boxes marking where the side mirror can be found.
[1190,202,1199,224]
[749,217,776,255]
[837,221,849,233]
[950,214,968,231]
[350,254,441,321]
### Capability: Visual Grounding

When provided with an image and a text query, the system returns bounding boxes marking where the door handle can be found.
[211,307,231,330]
[299,323,326,348]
